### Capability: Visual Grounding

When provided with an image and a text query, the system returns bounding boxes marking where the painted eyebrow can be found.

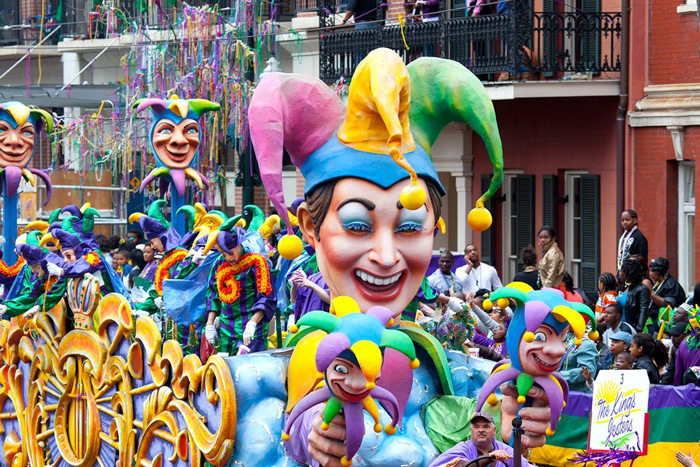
[337,198,375,211]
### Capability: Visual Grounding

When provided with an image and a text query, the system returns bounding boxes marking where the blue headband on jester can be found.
[134,96,220,197]
[249,48,505,260]
[0,102,54,203]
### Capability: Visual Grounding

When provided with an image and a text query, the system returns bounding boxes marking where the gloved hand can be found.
[25,305,41,318]
[192,251,205,265]
[46,262,64,277]
[0,304,6,314]
[287,313,296,329]
[213,316,220,329]
[243,320,257,345]
[133,309,149,318]
[447,297,465,313]
[154,297,164,311]
[205,324,218,346]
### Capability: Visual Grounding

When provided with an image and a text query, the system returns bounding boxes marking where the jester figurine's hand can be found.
[309,411,347,467]
[46,262,64,277]
[499,383,552,449]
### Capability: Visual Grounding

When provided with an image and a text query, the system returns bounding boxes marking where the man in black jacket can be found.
[661,322,688,385]
[649,257,687,333]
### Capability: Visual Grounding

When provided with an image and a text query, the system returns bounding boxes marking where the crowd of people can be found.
[414,210,700,395]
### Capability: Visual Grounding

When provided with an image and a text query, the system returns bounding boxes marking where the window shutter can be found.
[481,174,495,267]
[515,175,535,273]
[580,0,601,74]
[580,174,600,298]
[541,0,555,78]
[542,174,557,227]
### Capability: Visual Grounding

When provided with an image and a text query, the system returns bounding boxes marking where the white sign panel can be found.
[588,370,650,454]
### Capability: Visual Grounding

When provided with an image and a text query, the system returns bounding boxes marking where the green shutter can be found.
[580,0,601,73]
[481,174,495,267]
[515,175,535,273]
[542,174,557,227]
[541,0,555,78]
[580,174,600,298]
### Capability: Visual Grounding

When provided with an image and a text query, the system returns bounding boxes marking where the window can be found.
[565,172,585,286]
[501,172,534,284]
[564,171,600,296]
[678,162,696,292]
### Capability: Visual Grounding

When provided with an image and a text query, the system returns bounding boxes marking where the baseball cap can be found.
[471,411,495,425]
[667,322,688,337]
[610,331,633,347]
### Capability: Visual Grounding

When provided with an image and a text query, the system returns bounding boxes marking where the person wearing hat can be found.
[661,321,688,385]
[430,412,528,467]
[0,243,66,319]
[674,310,700,386]
[601,303,636,349]
[600,330,633,370]
[203,222,276,355]
[649,257,686,333]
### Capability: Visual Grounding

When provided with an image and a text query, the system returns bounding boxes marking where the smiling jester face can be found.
[151,118,200,170]
[0,120,35,169]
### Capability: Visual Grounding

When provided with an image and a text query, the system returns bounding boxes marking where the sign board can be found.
[588,370,650,454]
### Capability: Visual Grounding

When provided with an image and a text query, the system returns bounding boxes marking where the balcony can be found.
[318,0,622,84]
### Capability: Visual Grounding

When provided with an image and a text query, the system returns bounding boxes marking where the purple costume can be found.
[430,439,528,467]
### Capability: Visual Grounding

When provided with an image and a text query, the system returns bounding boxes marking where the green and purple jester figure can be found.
[134,95,220,234]
[0,102,54,263]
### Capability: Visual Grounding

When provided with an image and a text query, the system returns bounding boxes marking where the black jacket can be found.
[633,355,660,384]
[660,347,677,385]
[650,275,687,320]
[626,283,651,333]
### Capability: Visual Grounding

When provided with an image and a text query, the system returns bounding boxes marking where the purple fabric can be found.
[674,340,700,386]
[472,333,508,357]
[429,439,528,467]
[293,272,329,321]
[16,244,45,264]
[286,404,322,467]
[140,260,159,282]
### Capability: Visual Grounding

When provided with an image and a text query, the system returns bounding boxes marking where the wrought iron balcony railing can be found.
[318,0,622,83]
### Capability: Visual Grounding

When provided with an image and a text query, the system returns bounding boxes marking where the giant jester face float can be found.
[135,96,220,197]
[248,48,504,316]
[0,102,54,203]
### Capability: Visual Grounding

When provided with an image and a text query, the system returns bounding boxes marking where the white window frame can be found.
[501,170,523,284]
[678,162,696,293]
[564,170,588,287]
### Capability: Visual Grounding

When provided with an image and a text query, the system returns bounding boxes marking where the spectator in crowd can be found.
[615,351,634,370]
[617,209,648,272]
[628,254,653,291]
[466,289,501,336]
[139,243,159,283]
[674,303,691,326]
[648,257,687,333]
[112,249,132,278]
[289,270,330,325]
[601,330,632,370]
[691,283,700,307]
[513,245,540,290]
[428,249,466,299]
[662,322,688,385]
[676,441,700,467]
[126,229,144,245]
[126,248,145,289]
[595,272,618,323]
[455,244,502,293]
[341,0,380,28]
[559,329,599,393]
[96,235,113,264]
[630,332,668,384]
[560,273,584,303]
[620,258,651,333]
[602,303,636,347]
[537,226,565,288]
[593,322,609,366]
[464,324,508,361]
[108,235,122,255]
[430,412,529,467]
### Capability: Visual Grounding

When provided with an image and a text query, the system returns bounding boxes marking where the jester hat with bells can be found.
[475,284,589,437]
[134,96,220,197]
[56,204,101,250]
[248,48,504,260]
[202,216,247,256]
[0,102,54,203]
[176,202,230,251]
[282,296,420,466]
[128,200,182,252]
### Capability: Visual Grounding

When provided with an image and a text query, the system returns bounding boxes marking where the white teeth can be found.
[355,271,402,286]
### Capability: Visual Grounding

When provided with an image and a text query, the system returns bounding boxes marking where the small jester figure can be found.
[475,283,596,437]
[129,201,202,353]
[0,242,66,319]
[134,96,220,234]
[282,297,420,467]
[203,219,277,355]
[0,101,54,263]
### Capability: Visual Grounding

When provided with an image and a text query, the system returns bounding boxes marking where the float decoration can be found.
[476,284,589,437]
[0,293,236,466]
[0,102,54,263]
[135,96,220,234]
[282,296,419,466]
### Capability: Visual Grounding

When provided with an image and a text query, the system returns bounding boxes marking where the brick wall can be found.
[648,0,700,84]
[632,125,700,282]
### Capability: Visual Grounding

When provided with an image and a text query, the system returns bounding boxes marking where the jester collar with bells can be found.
[475,284,597,437]
[134,96,220,197]
[0,102,54,204]
[281,296,420,467]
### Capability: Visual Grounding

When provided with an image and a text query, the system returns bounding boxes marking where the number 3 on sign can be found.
[620,373,624,384]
